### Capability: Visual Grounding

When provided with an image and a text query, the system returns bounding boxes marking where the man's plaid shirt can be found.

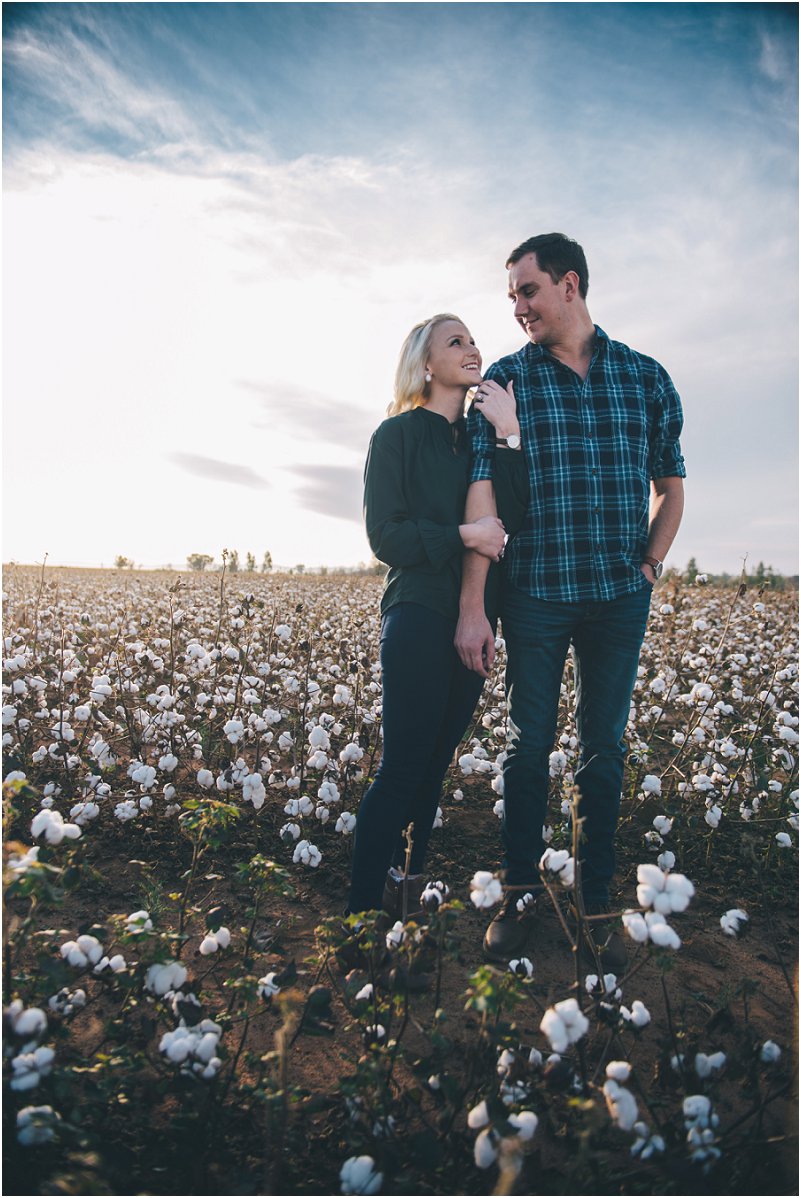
[468,326,686,603]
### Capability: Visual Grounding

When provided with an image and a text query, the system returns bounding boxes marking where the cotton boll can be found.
[467,1099,490,1129]
[470,871,503,909]
[622,912,649,943]
[473,1127,498,1169]
[508,1111,538,1140]
[720,908,748,936]
[145,961,187,996]
[695,1051,726,1078]
[258,973,280,1000]
[621,1000,651,1027]
[605,1060,632,1082]
[9,1005,48,1040]
[603,1079,639,1131]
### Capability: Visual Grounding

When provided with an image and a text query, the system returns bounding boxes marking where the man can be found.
[456,233,685,967]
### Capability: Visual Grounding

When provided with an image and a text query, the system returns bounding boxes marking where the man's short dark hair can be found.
[506,233,589,298]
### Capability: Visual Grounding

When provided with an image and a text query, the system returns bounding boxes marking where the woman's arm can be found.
[473,379,521,446]
[364,423,505,569]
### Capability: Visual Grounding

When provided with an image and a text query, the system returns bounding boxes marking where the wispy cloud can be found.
[5,19,198,150]
[240,380,375,451]
[169,453,270,489]
[288,465,362,524]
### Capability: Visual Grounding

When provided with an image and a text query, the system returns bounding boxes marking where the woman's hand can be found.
[460,514,507,561]
[474,379,520,442]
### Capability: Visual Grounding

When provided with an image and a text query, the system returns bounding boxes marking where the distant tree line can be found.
[676,557,797,591]
[185,551,273,573]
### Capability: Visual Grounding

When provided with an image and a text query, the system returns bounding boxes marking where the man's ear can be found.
[562,270,581,301]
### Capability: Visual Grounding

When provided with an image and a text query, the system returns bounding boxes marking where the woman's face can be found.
[425,320,482,389]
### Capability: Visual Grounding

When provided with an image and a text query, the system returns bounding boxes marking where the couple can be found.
[347,233,686,969]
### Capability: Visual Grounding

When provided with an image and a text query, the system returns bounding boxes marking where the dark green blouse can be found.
[364,406,529,622]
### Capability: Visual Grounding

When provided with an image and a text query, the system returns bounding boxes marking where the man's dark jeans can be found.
[348,602,484,914]
[501,582,653,903]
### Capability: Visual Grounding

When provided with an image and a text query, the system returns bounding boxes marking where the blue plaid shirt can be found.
[468,326,686,603]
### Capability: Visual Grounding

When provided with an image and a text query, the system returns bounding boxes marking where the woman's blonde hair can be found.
[388,313,464,417]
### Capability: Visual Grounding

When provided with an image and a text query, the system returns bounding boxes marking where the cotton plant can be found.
[683,1094,721,1168]
[198,926,231,955]
[540,998,590,1054]
[159,1019,223,1080]
[467,1098,538,1176]
[720,908,748,936]
[539,847,575,888]
[16,1105,62,1147]
[339,1155,383,1195]
[30,808,81,845]
[292,839,322,868]
[602,1061,639,1131]
[470,871,503,909]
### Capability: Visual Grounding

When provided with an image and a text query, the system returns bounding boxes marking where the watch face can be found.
[655,562,664,579]
[506,434,520,449]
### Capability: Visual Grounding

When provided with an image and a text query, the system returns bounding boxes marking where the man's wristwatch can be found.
[642,555,664,579]
[496,433,521,450]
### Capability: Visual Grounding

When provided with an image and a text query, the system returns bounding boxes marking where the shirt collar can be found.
[524,324,609,364]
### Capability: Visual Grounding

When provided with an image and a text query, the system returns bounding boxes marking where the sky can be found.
[3,1,798,574]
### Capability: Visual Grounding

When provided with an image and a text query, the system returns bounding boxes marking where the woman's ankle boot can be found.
[382,868,426,923]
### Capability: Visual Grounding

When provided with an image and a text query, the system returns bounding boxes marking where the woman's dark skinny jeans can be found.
[347,602,484,914]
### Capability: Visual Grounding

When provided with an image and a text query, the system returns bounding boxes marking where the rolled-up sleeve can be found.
[467,396,496,485]
[364,425,464,569]
[650,370,687,479]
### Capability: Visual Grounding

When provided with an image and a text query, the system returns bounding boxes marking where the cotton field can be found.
[3,567,797,1196]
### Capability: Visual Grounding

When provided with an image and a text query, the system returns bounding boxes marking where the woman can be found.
[346,313,522,920]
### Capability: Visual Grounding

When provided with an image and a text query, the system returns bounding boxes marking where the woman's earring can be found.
[425,371,432,384]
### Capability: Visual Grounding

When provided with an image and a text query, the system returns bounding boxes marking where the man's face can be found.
[507,253,569,346]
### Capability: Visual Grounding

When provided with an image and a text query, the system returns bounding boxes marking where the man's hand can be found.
[455,608,496,678]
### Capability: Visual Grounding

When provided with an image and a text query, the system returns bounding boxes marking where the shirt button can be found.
[592,468,598,475]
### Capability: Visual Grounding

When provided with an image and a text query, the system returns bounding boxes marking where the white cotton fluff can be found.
[470,871,503,909]
[308,725,330,751]
[473,1128,498,1169]
[339,1154,383,1195]
[145,961,187,996]
[540,998,589,1053]
[467,1100,490,1129]
[258,973,280,1000]
[292,839,321,867]
[242,773,266,810]
[719,908,748,936]
[603,1078,639,1131]
[539,847,575,887]
[695,1051,726,1078]
[199,927,231,955]
[508,1111,538,1140]
[646,912,681,948]
[635,864,694,914]
[60,935,104,969]
[641,774,662,795]
[16,1105,61,1146]
[620,1000,651,1027]
[31,809,82,845]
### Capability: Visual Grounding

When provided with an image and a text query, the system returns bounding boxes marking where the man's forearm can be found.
[459,481,497,611]
[646,477,684,561]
